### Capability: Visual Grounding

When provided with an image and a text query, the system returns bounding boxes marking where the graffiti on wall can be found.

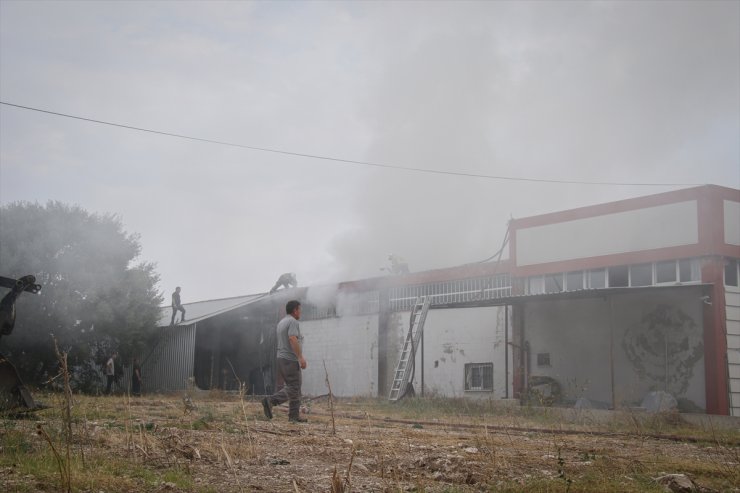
[622,304,703,396]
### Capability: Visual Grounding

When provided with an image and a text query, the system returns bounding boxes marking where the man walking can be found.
[262,300,307,423]
[105,352,117,395]
[171,287,186,325]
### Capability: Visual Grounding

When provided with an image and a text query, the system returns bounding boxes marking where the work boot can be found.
[261,397,273,420]
[289,416,307,423]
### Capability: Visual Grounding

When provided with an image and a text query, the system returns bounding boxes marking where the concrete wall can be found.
[386,306,512,399]
[300,314,379,397]
[524,288,706,410]
[516,200,699,266]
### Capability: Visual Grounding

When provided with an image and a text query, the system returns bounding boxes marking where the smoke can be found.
[0,2,736,297]
[304,283,378,319]
[304,284,339,310]
[325,1,740,281]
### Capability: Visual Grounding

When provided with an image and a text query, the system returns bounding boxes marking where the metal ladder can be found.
[388,296,431,401]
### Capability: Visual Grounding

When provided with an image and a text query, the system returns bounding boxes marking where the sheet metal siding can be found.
[142,323,197,393]
[727,286,740,416]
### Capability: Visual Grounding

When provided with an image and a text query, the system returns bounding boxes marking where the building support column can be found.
[377,289,391,398]
[511,304,526,401]
[609,297,616,410]
[420,329,425,397]
[504,305,509,399]
[701,257,730,415]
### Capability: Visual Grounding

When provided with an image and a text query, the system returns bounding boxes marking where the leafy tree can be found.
[0,201,163,391]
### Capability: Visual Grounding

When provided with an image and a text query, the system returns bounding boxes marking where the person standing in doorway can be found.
[105,352,117,395]
[262,300,307,423]
[171,287,186,325]
[131,358,142,397]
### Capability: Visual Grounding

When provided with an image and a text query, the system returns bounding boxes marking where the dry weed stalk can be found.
[138,421,152,459]
[50,337,73,493]
[328,442,357,492]
[237,381,256,459]
[81,410,92,468]
[124,392,135,458]
[484,423,499,471]
[36,424,69,491]
[344,444,356,491]
[707,417,740,484]
[324,360,336,435]
[330,466,344,492]
[220,440,235,470]
[224,357,256,459]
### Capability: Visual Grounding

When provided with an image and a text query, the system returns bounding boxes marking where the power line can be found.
[0,100,702,187]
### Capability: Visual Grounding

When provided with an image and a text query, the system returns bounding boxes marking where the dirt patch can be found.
[1,394,738,492]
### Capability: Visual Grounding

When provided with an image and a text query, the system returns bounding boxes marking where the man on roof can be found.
[170,287,186,325]
[269,273,297,294]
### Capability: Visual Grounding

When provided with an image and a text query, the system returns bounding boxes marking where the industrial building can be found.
[132,185,740,416]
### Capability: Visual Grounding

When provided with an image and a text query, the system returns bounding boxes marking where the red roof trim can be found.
[337,260,513,292]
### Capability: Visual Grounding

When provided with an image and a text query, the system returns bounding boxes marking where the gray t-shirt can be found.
[276,315,302,362]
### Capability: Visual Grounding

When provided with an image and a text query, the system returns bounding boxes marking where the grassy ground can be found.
[1,391,738,492]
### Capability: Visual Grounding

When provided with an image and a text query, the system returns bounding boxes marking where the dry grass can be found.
[1,393,738,492]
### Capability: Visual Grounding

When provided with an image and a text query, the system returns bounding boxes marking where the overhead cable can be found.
[0,101,703,187]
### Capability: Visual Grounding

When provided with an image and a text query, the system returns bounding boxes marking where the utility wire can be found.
[0,100,703,187]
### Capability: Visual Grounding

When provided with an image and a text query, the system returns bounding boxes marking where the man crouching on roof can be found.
[262,300,307,423]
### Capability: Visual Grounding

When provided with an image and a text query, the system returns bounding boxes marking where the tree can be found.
[0,201,163,391]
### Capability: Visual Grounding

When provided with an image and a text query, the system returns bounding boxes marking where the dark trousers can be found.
[270,282,289,294]
[132,377,142,396]
[106,375,114,394]
[171,306,186,325]
[268,358,302,419]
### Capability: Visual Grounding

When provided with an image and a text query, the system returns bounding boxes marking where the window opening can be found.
[630,263,653,287]
[536,353,551,367]
[544,273,564,293]
[565,271,584,291]
[656,260,677,284]
[464,363,493,391]
[726,258,739,287]
[587,269,606,289]
[608,266,629,287]
[528,276,544,295]
[679,259,700,282]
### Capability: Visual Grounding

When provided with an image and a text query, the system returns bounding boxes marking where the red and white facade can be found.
[509,185,740,415]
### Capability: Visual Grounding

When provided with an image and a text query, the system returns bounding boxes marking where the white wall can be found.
[724,200,740,246]
[524,289,706,410]
[387,306,511,399]
[516,200,699,266]
[300,314,379,397]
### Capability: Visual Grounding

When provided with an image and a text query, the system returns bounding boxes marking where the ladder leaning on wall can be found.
[388,296,431,402]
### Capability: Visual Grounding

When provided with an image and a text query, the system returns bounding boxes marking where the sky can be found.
[1,0,738,302]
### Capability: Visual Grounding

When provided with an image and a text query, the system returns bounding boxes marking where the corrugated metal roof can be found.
[158,293,268,327]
